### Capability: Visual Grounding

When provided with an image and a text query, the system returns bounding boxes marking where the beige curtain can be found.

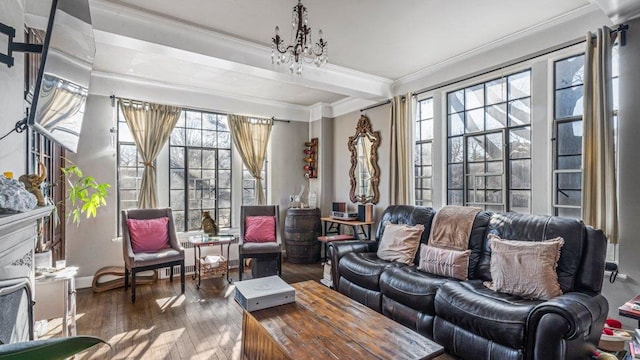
[390,94,413,205]
[229,115,273,205]
[582,27,618,243]
[119,98,182,209]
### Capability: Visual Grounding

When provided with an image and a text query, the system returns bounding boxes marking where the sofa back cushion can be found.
[375,206,436,263]
[476,212,585,293]
[377,222,425,264]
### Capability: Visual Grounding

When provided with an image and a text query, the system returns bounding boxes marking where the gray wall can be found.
[0,1,27,175]
[268,120,310,239]
[309,117,334,217]
[601,16,640,328]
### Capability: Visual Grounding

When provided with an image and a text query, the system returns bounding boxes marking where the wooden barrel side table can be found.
[284,208,322,264]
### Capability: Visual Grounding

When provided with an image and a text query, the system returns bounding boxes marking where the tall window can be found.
[446,70,532,212]
[117,108,234,234]
[552,55,585,218]
[415,98,434,207]
[552,46,619,218]
[169,111,232,231]
[116,108,143,232]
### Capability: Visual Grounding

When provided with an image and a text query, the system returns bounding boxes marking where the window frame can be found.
[415,97,434,207]
[445,69,533,213]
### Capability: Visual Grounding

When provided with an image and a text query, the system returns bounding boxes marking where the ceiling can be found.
[26,0,640,119]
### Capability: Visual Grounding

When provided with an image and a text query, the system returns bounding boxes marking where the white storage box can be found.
[234,276,295,312]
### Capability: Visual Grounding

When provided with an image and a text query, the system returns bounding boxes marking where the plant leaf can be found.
[0,335,107,359]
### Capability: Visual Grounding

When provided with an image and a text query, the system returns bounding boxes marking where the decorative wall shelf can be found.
[304,138,318,179]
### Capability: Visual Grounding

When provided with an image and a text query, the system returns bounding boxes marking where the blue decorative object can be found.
[0,176,37,212]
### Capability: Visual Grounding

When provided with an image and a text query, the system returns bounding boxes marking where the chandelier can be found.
[271,0,328,75]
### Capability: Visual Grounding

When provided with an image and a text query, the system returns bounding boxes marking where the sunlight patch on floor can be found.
[155,294,186,310]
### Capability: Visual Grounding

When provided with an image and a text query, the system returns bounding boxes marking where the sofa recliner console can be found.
[330,205,608,360]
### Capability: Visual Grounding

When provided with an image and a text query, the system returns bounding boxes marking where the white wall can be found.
[65,95,121,278]
[0,0,27,175]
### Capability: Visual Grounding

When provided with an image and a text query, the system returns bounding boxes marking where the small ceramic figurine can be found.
[202,211,218,236]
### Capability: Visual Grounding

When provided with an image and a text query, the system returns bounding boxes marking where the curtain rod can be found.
[413,23,628,97]
[360,99,391,112]
[109,95,291,123]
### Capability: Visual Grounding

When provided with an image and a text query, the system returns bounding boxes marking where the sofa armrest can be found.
[329,240,377,289]
[526,293,608,359]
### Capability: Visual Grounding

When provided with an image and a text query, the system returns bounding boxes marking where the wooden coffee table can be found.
[241,280,444,360]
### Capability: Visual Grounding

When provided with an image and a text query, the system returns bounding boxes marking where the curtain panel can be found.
[390,94,414,205]
[228,115,273,205]
[581,27,619,244]
[119,98,182,209]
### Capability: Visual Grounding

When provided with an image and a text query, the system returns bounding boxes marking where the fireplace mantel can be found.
[0,206,54,282]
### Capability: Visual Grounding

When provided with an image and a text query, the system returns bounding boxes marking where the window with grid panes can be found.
[446,70,532,213]
[552,46,619,218]
[169,110,232,231]
[116,107,143,234]
[415,98,434,207]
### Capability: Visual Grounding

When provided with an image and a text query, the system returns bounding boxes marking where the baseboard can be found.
[76,276,94,289]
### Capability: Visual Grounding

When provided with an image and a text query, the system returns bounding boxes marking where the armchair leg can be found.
[170,265,174,282]
[239,255,244,281]
[278,253,282,276]
[124,267,129,290]
[180,261,185,294]
[131,271,136,303]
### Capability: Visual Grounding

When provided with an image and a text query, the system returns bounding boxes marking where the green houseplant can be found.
[60,164,110,225]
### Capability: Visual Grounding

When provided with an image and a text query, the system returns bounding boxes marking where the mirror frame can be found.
[348,115,381,204]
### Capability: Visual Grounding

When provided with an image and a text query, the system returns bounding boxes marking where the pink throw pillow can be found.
[126,217,170,253]
[244,216,276,243]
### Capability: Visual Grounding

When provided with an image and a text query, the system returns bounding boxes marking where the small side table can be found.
[34,267,77,337]
[188,234,238,289]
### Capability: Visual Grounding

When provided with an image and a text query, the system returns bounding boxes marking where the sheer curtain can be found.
[119,98,182,209]
[229,115,273,205]
[582,27,618,244]
[390,94,413,205]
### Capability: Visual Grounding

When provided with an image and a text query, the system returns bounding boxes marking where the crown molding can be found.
[90,70,311,122]
[393,3,603,92]
[309,103,334,121]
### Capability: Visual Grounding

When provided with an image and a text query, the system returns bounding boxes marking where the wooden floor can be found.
[42,262,452,360]
[44,262,323,360]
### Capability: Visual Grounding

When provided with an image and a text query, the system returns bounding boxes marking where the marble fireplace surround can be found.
[0,206,54,342]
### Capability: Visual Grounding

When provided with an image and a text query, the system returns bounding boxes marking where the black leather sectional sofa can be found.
[330,205,608,360]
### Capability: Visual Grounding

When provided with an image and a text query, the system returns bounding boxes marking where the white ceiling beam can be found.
[89,0,392,100]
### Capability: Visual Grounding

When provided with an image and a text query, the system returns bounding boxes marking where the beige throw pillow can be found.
[376,222,425,264]
[486,235,564,300]
[417,244,471,280]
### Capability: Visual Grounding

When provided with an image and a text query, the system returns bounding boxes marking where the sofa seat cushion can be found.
[339,252,402,291]
[380,266,452,314]
[434,280,543,350]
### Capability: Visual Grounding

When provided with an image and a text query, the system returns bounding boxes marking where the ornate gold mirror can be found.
[348,115,381,204]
